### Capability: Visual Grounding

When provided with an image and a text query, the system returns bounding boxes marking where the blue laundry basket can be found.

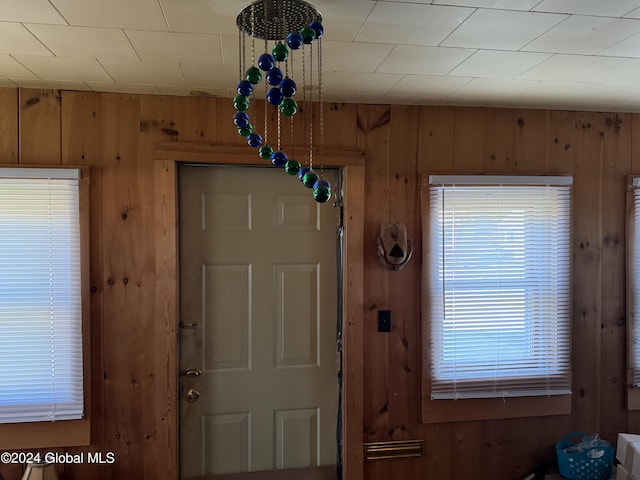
[555,432,614,480]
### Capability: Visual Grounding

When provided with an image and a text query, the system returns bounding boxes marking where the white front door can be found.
[179,165,339,480]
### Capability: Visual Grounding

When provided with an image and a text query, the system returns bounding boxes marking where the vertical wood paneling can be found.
[452,107,485,173]
[357,105,391,449]
[19,88,61,164]
[546,110,577,174]
[600,112,631,442]
[571,111,603,433]
[0,88,18,163]
[484,108,514,173]
[99,94,151,479]
[386,105,421,444]
[419,106,454,173]
[513,109,546,171]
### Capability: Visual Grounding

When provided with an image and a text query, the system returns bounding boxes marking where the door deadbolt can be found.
[185,388,200,402]
[182,368,202,377]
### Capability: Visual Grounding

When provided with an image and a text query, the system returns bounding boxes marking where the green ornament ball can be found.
[259,144,274,160]
[313,185,331,203]
[300,26,316,44]
[237,123,253,137]
[246,66,262,84]
[313,179,331,203]
[272,42,288,62]
[233,95,250,111]
[302,170,319,188]
[280,98,298,116]
[284,159,301,175]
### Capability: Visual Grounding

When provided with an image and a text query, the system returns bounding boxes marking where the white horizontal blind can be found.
[428,176,572,400]
[0,168,84,423]
[629,178,640,387]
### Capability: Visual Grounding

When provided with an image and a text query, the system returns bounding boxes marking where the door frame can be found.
[153,141,365,480]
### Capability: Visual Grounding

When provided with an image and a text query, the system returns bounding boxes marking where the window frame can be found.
[0,165,91,449]
[626,176,640,410]
[421,174,572,423]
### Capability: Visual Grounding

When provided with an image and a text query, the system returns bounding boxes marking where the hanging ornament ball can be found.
[247,132,263,148]
[272,150,288,167]
[233,111,249,127]
[237,123,253,137]
[246,66,262,84]
[259,144,274,160]
[266,87,284,106]
[287,31,304,50]
[280,98,298,116]
[257,53,275,71]
[266,67,283,86]
[300,26,316,44]
[236,79,253,97]
[272,42,288,62]
[313,179,332,203]
[298,166,310,180]
[302,170,319,188]
[280,77,297,97]
[284,159,301,175]
[309,21,324,39]
[233,95,250,111]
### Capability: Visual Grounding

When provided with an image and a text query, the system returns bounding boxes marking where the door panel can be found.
[179,165,339,480]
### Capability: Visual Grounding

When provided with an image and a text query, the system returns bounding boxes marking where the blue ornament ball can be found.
[233,111,249,127]
[236,79,253,96]
[272,151,288,167]
[286,31,304,50]
[258,53,275,71]
[280,77,297,97]
[309,21,324,39]
[267,87,284,106]
[266,67,283,86]
[247,132,263,148]
[298,166,310,181]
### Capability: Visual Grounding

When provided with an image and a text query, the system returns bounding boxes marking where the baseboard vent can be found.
[363,440,424,460]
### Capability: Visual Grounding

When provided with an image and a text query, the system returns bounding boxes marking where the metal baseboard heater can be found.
[363,440,424,460]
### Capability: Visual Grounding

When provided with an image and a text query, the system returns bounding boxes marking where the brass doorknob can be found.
[185,388,200,402]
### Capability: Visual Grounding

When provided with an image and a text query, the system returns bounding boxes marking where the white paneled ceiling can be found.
[3,0,640,111]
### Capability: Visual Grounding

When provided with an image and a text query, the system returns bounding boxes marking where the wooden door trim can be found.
[154,146,365,480]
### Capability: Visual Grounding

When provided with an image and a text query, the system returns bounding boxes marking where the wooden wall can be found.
[0,87,636,480]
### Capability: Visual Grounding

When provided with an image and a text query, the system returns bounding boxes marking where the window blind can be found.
[0,168,84,423]
[629,178,640,388]
[428,175,572,400]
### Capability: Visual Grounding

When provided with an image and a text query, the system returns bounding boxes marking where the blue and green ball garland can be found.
[232,19,330,203]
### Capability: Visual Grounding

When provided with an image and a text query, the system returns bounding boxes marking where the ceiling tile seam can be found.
[9,54,42,81]
[122,29,143,63]
[530,9,640,19]
[441,48,478,76]
[155,0,171,32]
[373,44,399,74]
[46,0,69,25]
[20,23,56,57]
[431,2,567,15]
[516,13,571,52]
[95,59,116,85]
[593,29,640,56]
[350,1,378,42]
[435,7,476,47]
[178,63,190,90]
